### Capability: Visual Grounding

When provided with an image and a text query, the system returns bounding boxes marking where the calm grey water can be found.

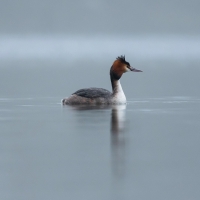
[1,37,200,200]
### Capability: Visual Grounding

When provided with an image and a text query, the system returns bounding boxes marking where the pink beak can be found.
[130,66,143,72]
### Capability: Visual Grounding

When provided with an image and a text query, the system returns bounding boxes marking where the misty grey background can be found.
[0,0,200,35]
[0,1,200,200]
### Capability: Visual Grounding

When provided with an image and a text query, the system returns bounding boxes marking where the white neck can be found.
[112,80,126,103]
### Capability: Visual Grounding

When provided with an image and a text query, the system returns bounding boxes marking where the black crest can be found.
[116,55,130,66]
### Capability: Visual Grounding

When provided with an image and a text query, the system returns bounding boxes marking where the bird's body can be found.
[62,56,142,105]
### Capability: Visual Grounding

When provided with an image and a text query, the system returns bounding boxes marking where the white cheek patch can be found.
[125,67,131,72]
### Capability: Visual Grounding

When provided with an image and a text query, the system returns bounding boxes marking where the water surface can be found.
[1,94,200,200]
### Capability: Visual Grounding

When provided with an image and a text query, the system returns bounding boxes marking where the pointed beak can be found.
[130,66,143,72]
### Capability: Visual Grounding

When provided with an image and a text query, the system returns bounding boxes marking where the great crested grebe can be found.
[62,55,142,105]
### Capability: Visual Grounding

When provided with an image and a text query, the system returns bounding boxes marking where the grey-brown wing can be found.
[72,88,112,98]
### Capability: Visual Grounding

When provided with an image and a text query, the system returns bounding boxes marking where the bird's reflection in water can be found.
[63,104,127,178]
[110,105,127,179]
[111,105,126,134]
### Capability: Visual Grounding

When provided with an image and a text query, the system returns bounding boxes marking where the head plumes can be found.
[116,55,130,66]
[116,55,125,61]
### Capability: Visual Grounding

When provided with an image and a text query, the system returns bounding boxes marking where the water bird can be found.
[62,55,142,105]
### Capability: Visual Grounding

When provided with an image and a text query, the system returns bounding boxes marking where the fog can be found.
[0,0,200,35]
